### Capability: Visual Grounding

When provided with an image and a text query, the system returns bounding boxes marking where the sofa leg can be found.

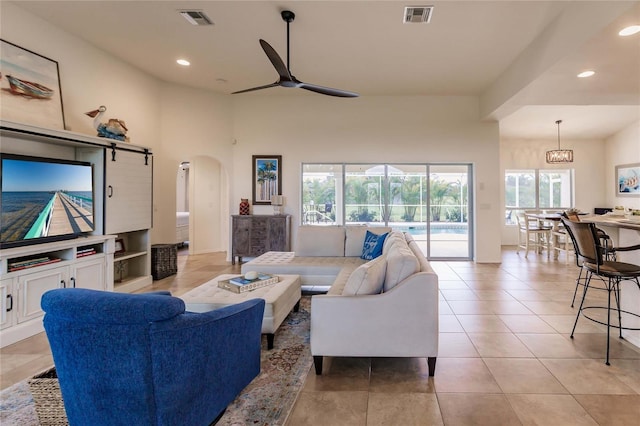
[427,357,437,377]
[293,300,300,312]
[266,334,275,350]
[314,356,323,375]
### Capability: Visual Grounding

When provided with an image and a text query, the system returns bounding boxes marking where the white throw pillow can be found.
[344,225,368,257]
[382,231,405,254]
[342,256,387,296]
[384,244,419,292]
[295,226,345,256]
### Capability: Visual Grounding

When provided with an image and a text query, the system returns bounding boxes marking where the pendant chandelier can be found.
[546,119,573,163]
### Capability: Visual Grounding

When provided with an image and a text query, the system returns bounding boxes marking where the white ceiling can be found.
[10,0,640,140]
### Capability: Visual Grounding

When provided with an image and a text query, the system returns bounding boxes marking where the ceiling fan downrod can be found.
[281,10,295,73]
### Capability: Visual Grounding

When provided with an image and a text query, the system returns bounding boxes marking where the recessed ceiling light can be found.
[177,59,190,66]
[619,25,640,36]
[577,70,595,78]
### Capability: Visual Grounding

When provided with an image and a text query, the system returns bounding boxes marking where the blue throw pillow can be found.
[361,230,388,260]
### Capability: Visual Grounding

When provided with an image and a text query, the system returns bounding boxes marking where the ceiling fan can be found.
[232,10,359,98]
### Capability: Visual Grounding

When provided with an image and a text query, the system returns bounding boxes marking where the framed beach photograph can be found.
[252,155,282,205]
[616,163,640,196]
[0,39,65,130]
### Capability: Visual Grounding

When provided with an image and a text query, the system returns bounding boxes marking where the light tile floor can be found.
[286,248,640,425]
[1,247,639,425]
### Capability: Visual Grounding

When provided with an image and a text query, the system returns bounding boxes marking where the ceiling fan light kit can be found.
[546,119,574,164]
[232,10,359,98]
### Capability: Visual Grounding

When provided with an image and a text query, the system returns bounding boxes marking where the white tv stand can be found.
[0,235,115,347]
[0,120,153,347]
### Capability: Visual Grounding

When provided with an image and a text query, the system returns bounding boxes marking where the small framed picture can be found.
[616,163,640,197]
[252,155,282,205]
[115,238,126,255]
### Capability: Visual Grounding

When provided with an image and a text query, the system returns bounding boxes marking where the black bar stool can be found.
[561,217,640,365]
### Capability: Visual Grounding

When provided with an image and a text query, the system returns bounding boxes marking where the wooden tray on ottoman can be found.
[218,274,279,293]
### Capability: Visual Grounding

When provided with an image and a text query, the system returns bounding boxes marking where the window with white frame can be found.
[505,169,574,225]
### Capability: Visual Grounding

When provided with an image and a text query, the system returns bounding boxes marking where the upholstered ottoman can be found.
[179,274,301,349]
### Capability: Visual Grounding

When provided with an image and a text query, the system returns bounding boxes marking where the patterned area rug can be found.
[0,296,312,426]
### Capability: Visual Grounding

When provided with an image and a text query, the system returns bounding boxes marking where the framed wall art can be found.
[0,39,65,130]
[115,238,126,255]
[252,155,282,205]
[616,163,640,196]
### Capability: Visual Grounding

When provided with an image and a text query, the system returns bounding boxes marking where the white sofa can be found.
[241,225,439,376]
[242,225,391,286]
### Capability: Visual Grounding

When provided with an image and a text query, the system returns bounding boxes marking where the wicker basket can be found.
[151,243,178,280]
[28,367,68,425]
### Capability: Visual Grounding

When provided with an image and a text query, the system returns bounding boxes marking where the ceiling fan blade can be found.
[231,82,280,95]
[238,13,358,98]
[259,39,292,81]
[298,82,359,98]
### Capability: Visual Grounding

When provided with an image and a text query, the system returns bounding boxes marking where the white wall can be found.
[188,155,225,254]
[156,83,233,250]
[499,137,607,245]
[231,95,502,262]
[2,3,504,262]
[0,2,161,145]
[605,120,640,210]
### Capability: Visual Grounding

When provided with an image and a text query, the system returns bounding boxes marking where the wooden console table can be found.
[231,215,291,264]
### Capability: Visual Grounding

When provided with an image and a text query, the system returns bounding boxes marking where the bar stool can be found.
[563,212,640,306]
[561,217,640,365]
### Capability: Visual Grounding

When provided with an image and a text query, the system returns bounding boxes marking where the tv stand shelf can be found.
[115,251,146,262]
[0,235,116,347]
[114,250,149,292]
[1,236,114,274]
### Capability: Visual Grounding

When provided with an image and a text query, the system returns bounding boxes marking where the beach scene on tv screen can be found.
[1,158,94,243]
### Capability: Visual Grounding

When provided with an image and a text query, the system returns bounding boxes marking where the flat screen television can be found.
[1,153,95,249]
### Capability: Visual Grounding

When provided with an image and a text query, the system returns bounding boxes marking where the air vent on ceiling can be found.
[179,10,213,26]
[403,6,434,24]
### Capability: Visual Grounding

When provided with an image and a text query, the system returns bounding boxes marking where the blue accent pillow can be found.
[361,230,388,260]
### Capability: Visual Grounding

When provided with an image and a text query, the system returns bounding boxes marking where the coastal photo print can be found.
[252,155,282,205]
[0,39,65,130]
[616,163,640,196]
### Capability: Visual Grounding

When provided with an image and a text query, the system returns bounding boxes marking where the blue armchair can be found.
[41,288,265,426]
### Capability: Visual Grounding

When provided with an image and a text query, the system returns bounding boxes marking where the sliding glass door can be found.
[301,163,473,260]
[427,165,472,260]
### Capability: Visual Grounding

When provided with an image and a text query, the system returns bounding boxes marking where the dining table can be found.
[528,213,564,260]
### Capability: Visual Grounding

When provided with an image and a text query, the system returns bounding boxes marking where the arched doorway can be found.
[176,155,229,255]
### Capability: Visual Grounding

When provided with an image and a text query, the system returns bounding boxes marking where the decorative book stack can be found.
[77,247,97,258]
[218,273,279,293]
[8,256,62,272]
